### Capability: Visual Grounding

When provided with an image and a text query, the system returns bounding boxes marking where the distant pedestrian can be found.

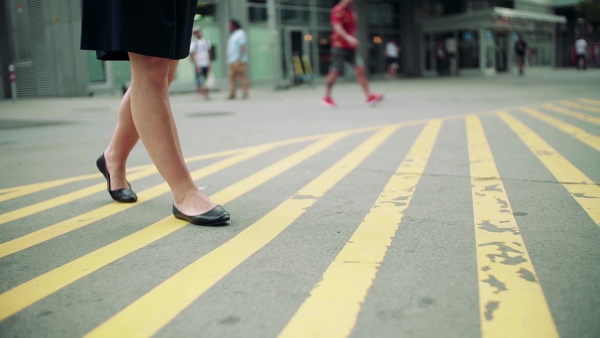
[435,41,447,76]
[385,39,400,78]
[227,19,249,100]
[575,35,588,70]
[321,0,383,108]
[190,28,213,99]
[515,35,527,75]
[80,0,230,226]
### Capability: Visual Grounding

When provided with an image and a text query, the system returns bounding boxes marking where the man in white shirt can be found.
[190,28,213,98]
[385,39,400,78]
[575,35,587,70]
[226,20,249,99]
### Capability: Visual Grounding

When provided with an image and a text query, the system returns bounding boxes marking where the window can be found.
[249,6,268,23]
[459,30,480,68]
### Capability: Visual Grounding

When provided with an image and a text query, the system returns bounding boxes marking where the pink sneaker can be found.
[366,93,384,106]
[321,96,337,108]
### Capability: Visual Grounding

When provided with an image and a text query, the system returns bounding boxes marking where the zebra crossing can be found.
[0,98,598,338]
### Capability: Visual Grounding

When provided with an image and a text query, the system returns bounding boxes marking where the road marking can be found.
[0,173,103,202]
[498,111,600,227]
[560,100,600,114]
[0,132,361,204]
[278,120,442,338]
[579,98,600,107]
[543,104,600,125]
[0,133,349,321]
[466,115,558,338]
[519,107,600,151]
[84,126,399,338]
[0,145,276,258]
[0,167,159,226]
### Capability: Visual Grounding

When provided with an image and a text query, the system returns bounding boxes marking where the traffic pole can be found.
[9,64,17,101]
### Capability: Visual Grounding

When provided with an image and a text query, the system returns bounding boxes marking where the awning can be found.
[423,7,567,33]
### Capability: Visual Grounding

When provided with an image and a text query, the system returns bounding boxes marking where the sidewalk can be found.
[0,68,598,123]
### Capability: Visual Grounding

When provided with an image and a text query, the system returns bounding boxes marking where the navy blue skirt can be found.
[80,0,197,61]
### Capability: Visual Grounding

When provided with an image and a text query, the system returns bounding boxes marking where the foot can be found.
[96,153,137,203]
[173,204,230,226]
[101,151,130,191]
[321,96,337,108]
[173,188,219,217]
[227,95,235,100]
[366,93,384,106]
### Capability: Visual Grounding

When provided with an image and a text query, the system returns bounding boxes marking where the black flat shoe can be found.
[173,204,230,226]
[96,153,137,203]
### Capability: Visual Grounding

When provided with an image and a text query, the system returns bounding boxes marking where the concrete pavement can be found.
[0,69,599,338]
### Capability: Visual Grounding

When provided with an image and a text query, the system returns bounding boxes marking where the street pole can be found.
[267,0,279,89]
[8,64,17,101]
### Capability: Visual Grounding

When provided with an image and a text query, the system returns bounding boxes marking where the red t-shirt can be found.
[330,4,358,50]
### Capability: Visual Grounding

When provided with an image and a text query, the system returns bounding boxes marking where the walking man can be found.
[515,35,527,75]
[190,28,212,99]
[385,38,400,78]
[227,19,249,99]
[575,35,588,70]
[321,0,383,108]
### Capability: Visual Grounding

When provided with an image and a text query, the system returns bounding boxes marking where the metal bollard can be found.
[9,64,17,101]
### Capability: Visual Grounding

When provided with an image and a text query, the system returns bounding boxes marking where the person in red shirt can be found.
[322,0,383,108]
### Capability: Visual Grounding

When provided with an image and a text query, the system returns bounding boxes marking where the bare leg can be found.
[228,64,237,98]
[240,64,249,97]
[128,53,216,215]
[103,59,181,191]
[324,69,339,98]
[104,88,139,191]
[354,66,372,98]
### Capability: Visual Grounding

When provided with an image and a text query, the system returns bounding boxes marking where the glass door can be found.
[282,27,313,84]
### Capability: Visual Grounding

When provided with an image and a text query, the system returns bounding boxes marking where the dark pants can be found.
[577,55,587,70]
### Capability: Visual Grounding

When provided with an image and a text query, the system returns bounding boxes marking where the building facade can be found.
[1,0,583,99]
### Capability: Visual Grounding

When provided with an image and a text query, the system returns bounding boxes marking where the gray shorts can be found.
[330,48,363,71]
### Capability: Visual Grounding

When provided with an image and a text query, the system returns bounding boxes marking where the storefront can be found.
[84,0,405,94]
[422,7,566,76]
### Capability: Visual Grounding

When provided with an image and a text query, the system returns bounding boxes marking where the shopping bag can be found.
[206,70,215,89]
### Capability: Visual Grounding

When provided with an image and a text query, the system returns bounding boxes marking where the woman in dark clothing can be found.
[80,0,230,226]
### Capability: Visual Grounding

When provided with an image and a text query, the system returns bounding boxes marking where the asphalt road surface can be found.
[0,70,599,338]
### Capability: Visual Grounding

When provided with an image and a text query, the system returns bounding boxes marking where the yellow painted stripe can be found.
[0,133,348,321]
[560,100,600,114]
[84,126,399,338]
[579,98,600,106]
[0,145,275,258]
[520,107,600,151]
[0,150,244,225]
[279,120,442,338]
[498,111,600,226]
[0,173,103,202]
[0,132,349,204]
[543,104,600,125]
[0,167,158,225]
[466,115,558,338]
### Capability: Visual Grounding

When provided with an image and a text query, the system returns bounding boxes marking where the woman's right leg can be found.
[128,52,217,215]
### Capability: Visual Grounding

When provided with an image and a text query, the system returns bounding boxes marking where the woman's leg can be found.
[103,59,181,191]
[128,53,216,215]
[104,88,139,191]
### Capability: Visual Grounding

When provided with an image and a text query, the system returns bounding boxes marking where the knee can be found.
[134,56,171,83]
[354,67,366,78]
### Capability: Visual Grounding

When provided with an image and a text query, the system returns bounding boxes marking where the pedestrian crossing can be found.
[0,99,598,337]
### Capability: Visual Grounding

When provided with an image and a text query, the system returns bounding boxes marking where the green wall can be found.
[248,27,274,82]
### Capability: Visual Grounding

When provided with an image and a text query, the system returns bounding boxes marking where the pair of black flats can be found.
[96,154,230,226]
